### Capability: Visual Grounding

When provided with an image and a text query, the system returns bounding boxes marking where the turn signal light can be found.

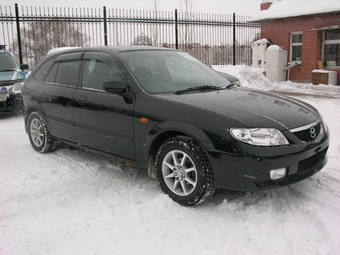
[140,118,149,124]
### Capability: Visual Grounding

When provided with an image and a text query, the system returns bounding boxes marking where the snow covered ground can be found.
[1,66,340,255]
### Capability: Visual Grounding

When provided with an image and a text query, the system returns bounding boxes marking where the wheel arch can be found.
[153,134,216,206]
[24,102,46,133]
[144,121,214,179]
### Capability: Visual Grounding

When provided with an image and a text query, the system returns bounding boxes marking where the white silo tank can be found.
[251,39,271,69]
[265,45,288,82]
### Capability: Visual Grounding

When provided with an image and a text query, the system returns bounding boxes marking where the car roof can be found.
[0,50,17,59]
[46,45,176,57]
[0,50,10,54]
[0,50,19,63]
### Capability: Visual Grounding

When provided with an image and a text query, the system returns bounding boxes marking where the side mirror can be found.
[103,81,128,94]
[103,80,135,103]
[21,64,29,71]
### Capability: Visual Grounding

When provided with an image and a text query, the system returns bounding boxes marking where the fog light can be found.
[270,168,287,180]
[1,87,7,93]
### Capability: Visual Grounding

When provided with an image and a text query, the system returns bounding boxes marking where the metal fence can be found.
[0,4,260,69]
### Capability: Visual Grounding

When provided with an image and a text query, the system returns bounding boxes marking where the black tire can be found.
[155,136,216,206]
[27,111,57,153]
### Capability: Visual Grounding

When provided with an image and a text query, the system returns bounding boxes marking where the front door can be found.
[73,51,135,160]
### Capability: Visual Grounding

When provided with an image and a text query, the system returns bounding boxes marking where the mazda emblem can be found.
[310,127,316,139]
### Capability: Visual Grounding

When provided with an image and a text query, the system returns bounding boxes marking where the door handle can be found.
[76,95,87,105]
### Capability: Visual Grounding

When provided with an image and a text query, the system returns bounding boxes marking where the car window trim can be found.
[56,51,84,62]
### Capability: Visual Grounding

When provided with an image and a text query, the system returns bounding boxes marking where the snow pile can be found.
[267,45,284,52]
[251,38,271,46]
[250,0,340,21]
[214,65,340,98]
[214,65,272,90]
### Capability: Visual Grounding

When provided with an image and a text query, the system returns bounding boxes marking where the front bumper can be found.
[207,133,329,191]
[0,83,23,113]
[0,93,11,112]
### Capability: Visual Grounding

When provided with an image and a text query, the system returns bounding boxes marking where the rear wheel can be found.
[27,111,57,153]
[155,136,215,206]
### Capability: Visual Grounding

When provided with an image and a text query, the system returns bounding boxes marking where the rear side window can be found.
[55,60,80,86]
[45,59,81,86]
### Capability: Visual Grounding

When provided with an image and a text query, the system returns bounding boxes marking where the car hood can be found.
[156,88,320,130]
[0,70,24,85]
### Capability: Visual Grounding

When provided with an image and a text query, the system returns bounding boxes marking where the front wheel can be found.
[155,137,215,206]
[27,111,57,153]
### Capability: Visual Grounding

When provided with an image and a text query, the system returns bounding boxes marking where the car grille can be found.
[297,148,327,174]
[292,122,321,142]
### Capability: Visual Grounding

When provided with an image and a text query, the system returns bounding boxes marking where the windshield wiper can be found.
[226,83,238,89]
[175,85,224,95]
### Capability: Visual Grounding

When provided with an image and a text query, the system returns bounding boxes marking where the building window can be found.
[290,32,302,62]
[323,29,340,67]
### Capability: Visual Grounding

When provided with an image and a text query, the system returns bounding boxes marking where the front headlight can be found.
[230,128,289,146]
[12,82,23,94]
[319,113,328,134]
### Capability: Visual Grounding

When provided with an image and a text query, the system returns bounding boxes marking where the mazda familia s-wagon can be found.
[22,46,329,206]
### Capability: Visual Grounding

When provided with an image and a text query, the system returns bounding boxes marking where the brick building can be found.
[250,0,340,84]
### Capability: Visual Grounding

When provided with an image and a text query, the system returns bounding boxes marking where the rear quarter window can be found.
[31,58,55,82]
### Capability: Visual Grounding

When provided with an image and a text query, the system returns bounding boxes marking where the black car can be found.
[22,46,329,206]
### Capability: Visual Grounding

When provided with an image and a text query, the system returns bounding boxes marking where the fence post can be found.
[175,9,178,50]
[103,6,108,46]
[233,13,236,66]
[15,4,23,65]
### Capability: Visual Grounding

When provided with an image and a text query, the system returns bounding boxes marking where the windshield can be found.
[0,53,19,72]
[120,50,230,94]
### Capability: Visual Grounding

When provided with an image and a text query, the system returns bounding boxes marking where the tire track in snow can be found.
[48,146,138,208]
[201,187,336,255]
[268,186,337,254]
[311,172,340,199]
[43,146,153,251]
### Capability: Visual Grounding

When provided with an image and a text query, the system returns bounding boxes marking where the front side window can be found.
[82,58,123,91]
[290,32,302,61]
[323,29,340,67]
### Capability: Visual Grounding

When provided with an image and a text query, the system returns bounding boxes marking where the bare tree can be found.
[151,0,160,11]
[12,20,89,67]
[181,0,196,13]
[151,0,160,46]
[180,0,196,53]
[131,33,153,46]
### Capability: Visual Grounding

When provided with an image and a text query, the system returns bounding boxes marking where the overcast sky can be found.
[12,0,262,16]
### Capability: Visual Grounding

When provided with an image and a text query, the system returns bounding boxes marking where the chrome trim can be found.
[289,120,321,133]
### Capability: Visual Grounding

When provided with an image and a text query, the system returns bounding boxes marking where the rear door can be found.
[73,51,135,160]
[32,52,83,142]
